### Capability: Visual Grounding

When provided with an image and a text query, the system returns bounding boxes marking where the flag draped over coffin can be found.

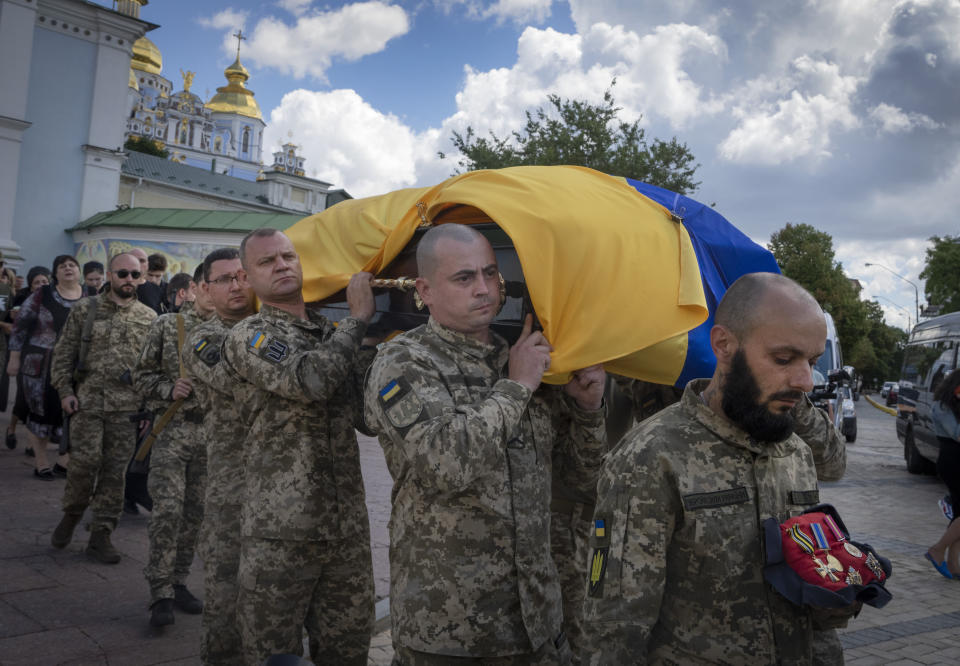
[285,165,778,386]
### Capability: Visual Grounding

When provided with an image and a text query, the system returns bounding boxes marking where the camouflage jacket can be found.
[51,293,157,413]
[364,317,607,657]
[221,304,374,541]
[133,302,206,422]
[581,379,846,665]
[182,314,252,509]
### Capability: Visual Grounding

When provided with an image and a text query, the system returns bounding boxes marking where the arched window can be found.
[178,122,187,145]
[214,136,222,153]
[242,128,250,153]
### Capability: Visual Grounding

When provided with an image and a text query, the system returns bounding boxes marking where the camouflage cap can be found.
[763,504,893,609]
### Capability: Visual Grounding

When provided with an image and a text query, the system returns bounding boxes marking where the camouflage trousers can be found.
[61,410,137,531]
[144,423,207,603]
[393,635,573,666]
[550,502,594,664]
[198,501,243,666]
[236,535,375,666]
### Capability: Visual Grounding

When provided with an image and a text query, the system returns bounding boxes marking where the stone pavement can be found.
[2,393,958,664]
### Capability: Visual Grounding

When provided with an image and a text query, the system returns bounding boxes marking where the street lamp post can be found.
[864,262,920,323]
[871,294,912,331]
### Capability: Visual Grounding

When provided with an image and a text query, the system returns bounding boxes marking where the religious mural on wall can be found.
[74,238,237,277]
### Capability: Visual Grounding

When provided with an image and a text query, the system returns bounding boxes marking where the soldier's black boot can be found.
[51,512,82,549]
[86,528,121,564]
[149,599,175,627]
[173,585,203,614]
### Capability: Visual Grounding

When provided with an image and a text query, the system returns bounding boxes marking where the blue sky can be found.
[126,0,960,332]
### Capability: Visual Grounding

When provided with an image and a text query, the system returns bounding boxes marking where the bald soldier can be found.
[364,223,608,665]
[581,272,850,665]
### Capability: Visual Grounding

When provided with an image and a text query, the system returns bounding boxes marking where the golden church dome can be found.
[205,57,263,121]
[129,68,139,90]
[131,36,162,75]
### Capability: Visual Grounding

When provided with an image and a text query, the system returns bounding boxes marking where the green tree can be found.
[441,87,700,194]
[920,234,960,314]
[768,223,868,348]
[124,136,169,159]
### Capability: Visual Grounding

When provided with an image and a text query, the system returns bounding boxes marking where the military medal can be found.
[812,556,840,582]
[844,542,863,558]
[845,566,863,585]
[825,554,844,576]
[824,514,846,542]
[865,552,886,581]
[811,523,831,550]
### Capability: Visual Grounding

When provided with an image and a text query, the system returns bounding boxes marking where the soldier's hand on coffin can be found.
[508,314,553,392]
[171,377,193,400]
[810,600,862,629]
[563,364,606,411]
[347,272,376,323]
[61,395,79,415]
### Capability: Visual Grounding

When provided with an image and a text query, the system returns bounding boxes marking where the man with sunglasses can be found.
[219,228,378,666]
[182,247,256,665]
[49,253,158,563]
[134,267,212,627]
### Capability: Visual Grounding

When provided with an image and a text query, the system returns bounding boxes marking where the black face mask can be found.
[721,348,800,443]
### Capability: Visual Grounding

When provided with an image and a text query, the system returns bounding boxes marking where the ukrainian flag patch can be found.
[194,339,208,353]
[380,380,401,401]
[249,332,266,349]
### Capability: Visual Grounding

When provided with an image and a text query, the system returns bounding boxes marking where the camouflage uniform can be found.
[133,302,208,605]
[364,317,607,662]
[182,314,251,666]
[581,379,846,665]
[551,377,682,663]
[50,294,157,532]
[220,304,376,666]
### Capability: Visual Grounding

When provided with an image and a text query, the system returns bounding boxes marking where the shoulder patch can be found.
[379,376,423,430]
[193,338,221,367]
[247,331,289,363]
[588,518,610,597]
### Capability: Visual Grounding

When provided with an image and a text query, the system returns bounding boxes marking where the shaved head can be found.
[416,223,487,278]
[715,272,822,341]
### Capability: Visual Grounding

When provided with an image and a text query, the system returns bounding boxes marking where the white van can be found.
[811,312,853,438]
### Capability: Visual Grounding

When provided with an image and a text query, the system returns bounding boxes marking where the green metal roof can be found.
[70,207,305,233]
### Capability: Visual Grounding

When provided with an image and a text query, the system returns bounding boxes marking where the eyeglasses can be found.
[114,270,142,279]
[207,273,242,286]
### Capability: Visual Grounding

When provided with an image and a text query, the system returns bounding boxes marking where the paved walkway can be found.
[1,394,958,664]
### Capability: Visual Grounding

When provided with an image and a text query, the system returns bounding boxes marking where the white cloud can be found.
[277,0,313,16]
[868,103,940,133]
[210,2,409,81]
[264,89,441,197]
[483,0,553,24]
[433,0,553,24]
[197,8,248,31]
[718,56,860,164]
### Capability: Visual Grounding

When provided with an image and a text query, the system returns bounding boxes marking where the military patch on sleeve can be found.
[379,376,423,430]
[193,338,221,367]
[247,331,289,364]
[264,339,288,363]
[588,518,610,597]
[790,489,820,505]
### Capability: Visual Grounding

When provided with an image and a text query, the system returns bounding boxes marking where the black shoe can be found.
[52,463,68,477]
[33,468,55,481]
[173,585,203,614]
[5,430,15,449]
[123,498,140,515]
[85,528,121,564]
[51,512,83,549]
[149,598,175,627]
[24,446,34,458]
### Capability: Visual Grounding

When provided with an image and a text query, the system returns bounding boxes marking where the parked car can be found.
[812,312,846,432]
[881,381,896,398]
[885,383,899,407]
[841,387,857,443]
[896,311,960,474]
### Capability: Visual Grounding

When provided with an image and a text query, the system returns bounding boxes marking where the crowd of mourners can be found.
[3,223,940,666]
